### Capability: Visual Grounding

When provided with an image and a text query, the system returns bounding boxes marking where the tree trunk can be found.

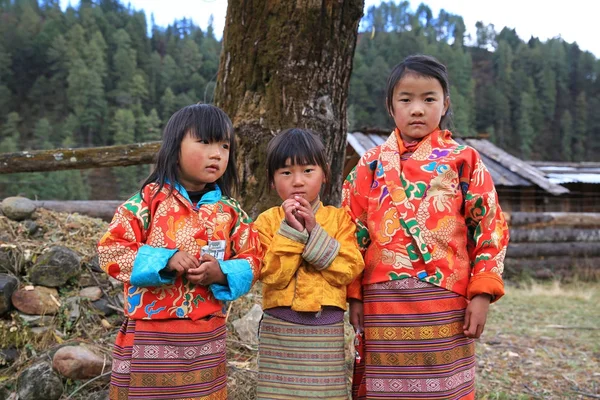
[506,242,600,258]
[33,200,121,221]
[510,227,600,243]
[215,0,364,216]
[508,212,600,228]
[504,257,600,280]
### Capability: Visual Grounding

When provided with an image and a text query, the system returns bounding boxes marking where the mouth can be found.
[206,165,220,172]
[291,192,306,197]
[410,121,425,126]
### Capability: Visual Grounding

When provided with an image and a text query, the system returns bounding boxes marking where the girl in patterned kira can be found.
[343,54,510,400]
[254,128,364,400]
[97,104,262,400]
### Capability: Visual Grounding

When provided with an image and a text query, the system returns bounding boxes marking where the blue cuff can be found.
[210,259,253,301]
[130,245,179,287]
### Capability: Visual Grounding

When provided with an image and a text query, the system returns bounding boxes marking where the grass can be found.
[476,280,600,399]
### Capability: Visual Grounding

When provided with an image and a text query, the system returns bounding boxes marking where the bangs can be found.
[186,109,232,143]
[269,136,320,171]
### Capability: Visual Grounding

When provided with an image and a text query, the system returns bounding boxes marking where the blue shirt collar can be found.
[166,180,222,206]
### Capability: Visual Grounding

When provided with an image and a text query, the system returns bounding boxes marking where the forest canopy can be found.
[0,0,598,200]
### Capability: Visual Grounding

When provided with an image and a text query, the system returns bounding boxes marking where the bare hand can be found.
[349,298,364,333]
[166,251,200,277]
[463,294,492,338]
[294,196,316,233]
[282,198,304,231]
[186,254,227,286]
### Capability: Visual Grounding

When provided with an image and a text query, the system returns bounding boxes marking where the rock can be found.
[84,255,103,273]
[1,197,36,221]
[0,346,19,366]
[91,297,115,316]
[11,286,60,315]
[79,272,109,287]
[22,220,40,236]
[0,273,19,315]
[17,312,53,327]
[79,286,103,301]
[52,345,110,380]
[65,297,81,322]
[29,246,81,287]
[232,304,263,345]
[17,361,63,400]
[30,326,53,336]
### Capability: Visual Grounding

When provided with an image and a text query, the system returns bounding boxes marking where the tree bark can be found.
[0,142,160,174]
[215,0,364,216]
[504,257,600,280]
[508,212,600,228]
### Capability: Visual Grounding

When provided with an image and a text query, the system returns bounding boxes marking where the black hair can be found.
[266,128,331,197]
[385,54,453,130]
[140,103,238,200]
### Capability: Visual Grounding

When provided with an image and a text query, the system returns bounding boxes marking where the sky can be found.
[60,0,598,57]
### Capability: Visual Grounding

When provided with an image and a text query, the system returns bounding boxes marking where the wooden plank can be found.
[0,142,161,174]
[510,227,600,243]
[506,242,600,258]
[508,212,600,227]
[504,257,600,279]
[464,138,569,195]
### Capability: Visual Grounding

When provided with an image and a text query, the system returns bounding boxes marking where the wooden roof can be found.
[346,131,569,196]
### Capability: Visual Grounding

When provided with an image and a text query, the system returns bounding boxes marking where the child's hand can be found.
[349,298,364,333]
[186,254,227,286]
[463,294,492,338]
[282,198,305,231]
[294,196,316,233]
[167,251,200,277]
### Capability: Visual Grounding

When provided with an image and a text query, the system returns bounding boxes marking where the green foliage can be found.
[349,1,600,162]
[0,0,599,200]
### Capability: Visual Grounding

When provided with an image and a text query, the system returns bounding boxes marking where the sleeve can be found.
[315,210,365,287]
[341,162,373,300]
[463,153,510,303]
[255,210,306,290]
[210,200,263,301]
[97,193,176,285]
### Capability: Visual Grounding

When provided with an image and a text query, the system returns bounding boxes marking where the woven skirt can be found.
[352,278,475,400]
[110,317,227,400]
[257,314,348,399]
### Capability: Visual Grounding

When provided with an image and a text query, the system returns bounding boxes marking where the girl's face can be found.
[178,132,230,191]
[389,73,449,142]
[272,159,325,203]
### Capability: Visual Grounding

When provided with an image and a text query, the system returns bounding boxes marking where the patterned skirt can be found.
[257,314,348,399]
[352,278,475,400]
[110,317,227,400]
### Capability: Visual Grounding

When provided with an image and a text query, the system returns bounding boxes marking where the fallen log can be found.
[33,200,121,221]
[510,228,600,243]
[508,212,600,228]
[0,142,160,174]
[506,242,600,258]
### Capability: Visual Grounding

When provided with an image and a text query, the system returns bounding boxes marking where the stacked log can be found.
[505,212,600,280]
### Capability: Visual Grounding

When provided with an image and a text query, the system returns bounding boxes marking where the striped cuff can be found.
[278,220,309,244]
[302,223,340,270]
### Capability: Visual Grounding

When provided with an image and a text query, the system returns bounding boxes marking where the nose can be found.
[411,104,424,116]
[209,144,222,159]
[292,173,304,187]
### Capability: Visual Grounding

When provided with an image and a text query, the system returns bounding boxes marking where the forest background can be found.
[0,0,598,201]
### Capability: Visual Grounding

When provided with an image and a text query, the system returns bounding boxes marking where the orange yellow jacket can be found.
[342,129,509,302]
[256,202,364,312]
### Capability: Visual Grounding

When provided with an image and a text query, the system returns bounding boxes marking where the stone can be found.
[91,297,115,316]
[17,312,53,327]
[0,197,36,221]
[0,346,19,366]
[0,273,18,315]
[22,220,40,236]
[16,361,63,400]
[52,345,110,380]
[231,304,263,345]
[79,286,103,301]
[11,286,60,315]
[29,246,81,287]
[89,390,110,400]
